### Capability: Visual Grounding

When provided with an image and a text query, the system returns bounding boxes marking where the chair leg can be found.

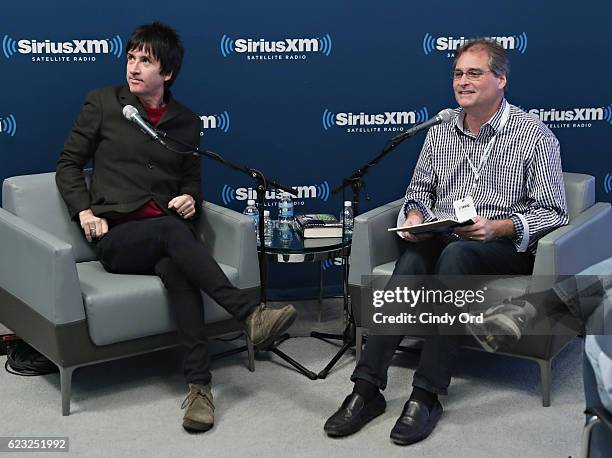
[245,331,255,372]
[60,366,75,416]
[537,359,552,407]
[581,416,600,458]
[355,327,365,362]
[318,261,324,323]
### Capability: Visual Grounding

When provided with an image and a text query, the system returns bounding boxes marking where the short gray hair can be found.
[453,38,510,79]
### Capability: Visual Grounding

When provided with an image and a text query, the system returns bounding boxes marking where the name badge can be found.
[453,196,477,222]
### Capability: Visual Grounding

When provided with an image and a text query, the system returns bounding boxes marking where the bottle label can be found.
[279,202,293,217]
[342,209,353,228]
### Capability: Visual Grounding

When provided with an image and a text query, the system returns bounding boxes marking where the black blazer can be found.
[56,85,202,221]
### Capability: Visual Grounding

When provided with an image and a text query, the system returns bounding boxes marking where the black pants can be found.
[95,216,259,385]
[351,235,534,395]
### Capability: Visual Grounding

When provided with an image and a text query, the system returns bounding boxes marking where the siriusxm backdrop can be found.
[1,1,611,298]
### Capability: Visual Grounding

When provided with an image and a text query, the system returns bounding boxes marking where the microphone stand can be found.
[311,130,421,379]
[156,131,318,379]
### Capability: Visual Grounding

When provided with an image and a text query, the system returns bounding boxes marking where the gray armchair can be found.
[0,172,260,415]
[349,172,612,406]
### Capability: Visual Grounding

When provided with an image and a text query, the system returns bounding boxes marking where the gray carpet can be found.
[0,299,585,457]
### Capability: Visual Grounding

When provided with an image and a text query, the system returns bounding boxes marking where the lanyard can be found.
[463,102,510,192]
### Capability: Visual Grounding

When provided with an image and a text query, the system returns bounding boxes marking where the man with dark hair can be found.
[126,22,184,90]
[323,38,567,445]
[56,22,296,433]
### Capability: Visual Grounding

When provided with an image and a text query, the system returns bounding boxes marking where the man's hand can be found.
[453,216,514,242]
[398,210,433,242]
[168,194,196,219]
[79,209,108,242]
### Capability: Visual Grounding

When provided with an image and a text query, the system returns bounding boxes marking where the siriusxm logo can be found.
[220,34,332,60]
[323,107,429,134]
[0,114,17,137]
[525,105,612,129]
[604,173,612,194]
[2,34,122,62]
[200,111,230,134]
[528,106,612,123]
[221,182,330,206]
[422,32,528,56]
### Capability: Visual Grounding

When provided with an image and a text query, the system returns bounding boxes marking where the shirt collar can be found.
[455,98,507,136]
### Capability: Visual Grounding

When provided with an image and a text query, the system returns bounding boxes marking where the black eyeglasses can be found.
[452,69,493,81]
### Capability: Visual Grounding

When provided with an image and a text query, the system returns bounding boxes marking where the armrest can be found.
[0,208,85,324]
[348,198,405,286]
[195,201,260,289]
[533,202,612,276]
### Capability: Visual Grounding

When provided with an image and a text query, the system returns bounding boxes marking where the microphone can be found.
[122,105,167,146]
[391,108,455,144]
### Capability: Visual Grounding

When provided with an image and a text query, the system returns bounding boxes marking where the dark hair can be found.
[453,38,510,79]
[126,22,184,90]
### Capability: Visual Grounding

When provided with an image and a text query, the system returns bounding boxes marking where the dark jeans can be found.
[351,234,534,395]
[95,216,259,385]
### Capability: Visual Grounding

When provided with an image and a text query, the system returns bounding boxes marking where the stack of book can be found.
[295,213,343,238]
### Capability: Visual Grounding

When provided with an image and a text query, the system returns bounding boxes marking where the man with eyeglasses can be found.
[323,38,567,445]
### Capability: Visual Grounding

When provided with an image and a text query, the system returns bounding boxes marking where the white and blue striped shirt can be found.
[400,99,568,254]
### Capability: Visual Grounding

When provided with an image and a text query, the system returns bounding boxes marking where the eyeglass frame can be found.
[452,68,495,81]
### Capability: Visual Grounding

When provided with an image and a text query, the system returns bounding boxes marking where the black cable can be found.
[4,341,57,376]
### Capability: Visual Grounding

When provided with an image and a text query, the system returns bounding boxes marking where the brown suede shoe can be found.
[181,383,214,433]
[245,303,297,350]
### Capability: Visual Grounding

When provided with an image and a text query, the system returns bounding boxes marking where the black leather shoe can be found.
[390,399,443,445]
[324,392,386,437]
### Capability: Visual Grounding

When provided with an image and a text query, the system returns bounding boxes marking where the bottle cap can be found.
[344,201,352,206]
[264,210,270,216]
[247,199,255,205]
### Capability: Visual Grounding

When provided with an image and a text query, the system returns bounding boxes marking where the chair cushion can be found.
[77,261,238,346]
[372,261,396,277]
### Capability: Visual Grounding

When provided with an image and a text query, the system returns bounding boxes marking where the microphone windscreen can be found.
[122,105,138,120]
[437,109,456,123]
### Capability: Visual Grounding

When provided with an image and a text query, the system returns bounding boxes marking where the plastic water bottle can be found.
[243,199,259,238]
[263,210,273,243]
[341,201,354,236]
[280,220,293,246]
[278,192,294,226]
